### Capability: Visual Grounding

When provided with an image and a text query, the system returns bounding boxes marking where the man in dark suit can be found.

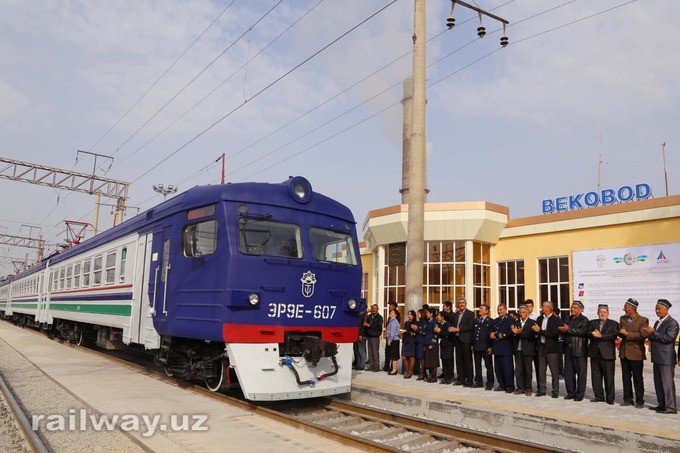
[511,304,536,396]
[619,298,649,408]
[532,301,564,398]
[643,299,679,414]
[353,310,368,370]
[450,296,475,387]
[364,304,384,372]
[472,303,494,390]
[588,304,619,405]
[558,300,590,401]
[491,303,515,393]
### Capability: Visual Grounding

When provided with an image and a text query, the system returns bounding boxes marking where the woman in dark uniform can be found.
[435,310,453,384]
[401,310,418,378]
[416,309,427,380]
[423,308,440,383]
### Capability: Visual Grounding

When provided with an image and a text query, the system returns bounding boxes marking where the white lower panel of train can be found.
[227,343,352,401]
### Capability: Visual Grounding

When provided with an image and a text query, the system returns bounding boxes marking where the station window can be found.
[361,272,369,300]
[423,241,466,311]
[119,247,127,283]
[538,256,570,312]
[238,218,301,259]
[82,260,91,287]
[65,266,73,290]
[310,227,356,265]
[105,251,117,285]
[73,263,81,289]
[473,242,491,309]
[498,260,525,310]
[93,256,103,286]
[183,221,217,257]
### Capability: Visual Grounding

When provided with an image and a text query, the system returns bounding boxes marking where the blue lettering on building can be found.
[541,183,652,214]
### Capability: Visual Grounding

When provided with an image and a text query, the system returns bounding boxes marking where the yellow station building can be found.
[360,194,680,318]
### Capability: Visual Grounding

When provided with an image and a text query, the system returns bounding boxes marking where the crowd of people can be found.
[353,296,680,415]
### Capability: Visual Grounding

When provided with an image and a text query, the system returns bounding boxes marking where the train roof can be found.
[2,178,355,284]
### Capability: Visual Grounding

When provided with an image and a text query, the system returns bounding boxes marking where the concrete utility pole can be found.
[400,78,414,204]
[405,0,427,315]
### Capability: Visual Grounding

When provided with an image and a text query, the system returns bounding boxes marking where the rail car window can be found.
[238,218,302,258]
[51,271,57,291]
[59,268,65,290]
[310,228,357,265]
[161,239,170,283]
[66,266,73,290]
[93,256,103,286]
[105,251,116,285]
[183,220,217,257]
[74,263,81,289]
[82,260,91,287]
[120,247,127,283]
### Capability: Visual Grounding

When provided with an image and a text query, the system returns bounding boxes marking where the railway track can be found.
[0,369,49,453]
[17,324,562,453]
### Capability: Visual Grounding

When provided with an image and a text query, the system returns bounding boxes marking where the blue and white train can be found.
[0,177,365,400]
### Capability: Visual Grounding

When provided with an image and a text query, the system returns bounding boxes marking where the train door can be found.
[128,233,159,348]
[149,226,172,325]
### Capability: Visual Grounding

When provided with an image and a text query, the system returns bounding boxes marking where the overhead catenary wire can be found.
[111,0,326,171]
[112,1,285,157]
[36,0,642,250]
[88,0,238,153]
[129,0,399,185]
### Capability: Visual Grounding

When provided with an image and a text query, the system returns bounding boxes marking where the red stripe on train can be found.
[222,324,359,344]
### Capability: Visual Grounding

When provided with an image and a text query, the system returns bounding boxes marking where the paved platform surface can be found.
[349,356,680,452]
[0,322,359,453]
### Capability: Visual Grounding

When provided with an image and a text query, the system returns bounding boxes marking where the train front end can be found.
[223,177,364,400]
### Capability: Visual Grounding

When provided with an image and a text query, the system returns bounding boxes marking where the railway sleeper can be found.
[383,432,437,450]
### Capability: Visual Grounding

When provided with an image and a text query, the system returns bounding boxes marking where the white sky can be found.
[1,0,678,275]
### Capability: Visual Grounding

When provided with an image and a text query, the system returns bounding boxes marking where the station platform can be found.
[348,359,680,452]
[0,322,358,453]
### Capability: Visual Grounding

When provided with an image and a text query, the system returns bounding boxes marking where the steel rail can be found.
[0,370,49,453]
[17,325,560,452]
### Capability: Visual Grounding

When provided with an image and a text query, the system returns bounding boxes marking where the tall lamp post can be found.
[404,0,509,316]
[153,184,178,201]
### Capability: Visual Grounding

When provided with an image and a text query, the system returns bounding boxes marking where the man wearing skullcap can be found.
[642,299,679,414]
[511,305,537,396]
[618,298,649,408]
[558,300,590,401]
[588,304,619,405]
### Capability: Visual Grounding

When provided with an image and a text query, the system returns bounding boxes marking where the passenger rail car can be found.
[0,177,365,400]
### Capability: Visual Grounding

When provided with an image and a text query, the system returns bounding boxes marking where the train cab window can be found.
[310,228,357,265]
[105,251,117,285]
[120,247,127,283]
[238,218,301,258]
[82,260,91,287]
[74,263,81,289]
[183,221,217,257]
[93,256,103,286]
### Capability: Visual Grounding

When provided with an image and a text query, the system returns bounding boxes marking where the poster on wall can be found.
[572,243,680,320]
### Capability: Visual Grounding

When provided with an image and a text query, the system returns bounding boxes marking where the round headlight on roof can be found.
[287,176,312,203]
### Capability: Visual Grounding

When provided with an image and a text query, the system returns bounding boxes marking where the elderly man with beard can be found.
[619,298,649,408]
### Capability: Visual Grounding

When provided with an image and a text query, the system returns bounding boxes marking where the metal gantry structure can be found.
[0,156,129,199]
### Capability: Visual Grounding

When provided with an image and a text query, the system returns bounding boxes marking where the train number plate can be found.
[267,303,336,320]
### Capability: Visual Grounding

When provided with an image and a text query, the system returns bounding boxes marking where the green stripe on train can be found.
[10,303,38,309]
[49,304,132,316]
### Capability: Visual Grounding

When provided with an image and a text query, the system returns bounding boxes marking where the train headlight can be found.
[287,176,312,203]
[248,293,260,306]
[347,299,357,310]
